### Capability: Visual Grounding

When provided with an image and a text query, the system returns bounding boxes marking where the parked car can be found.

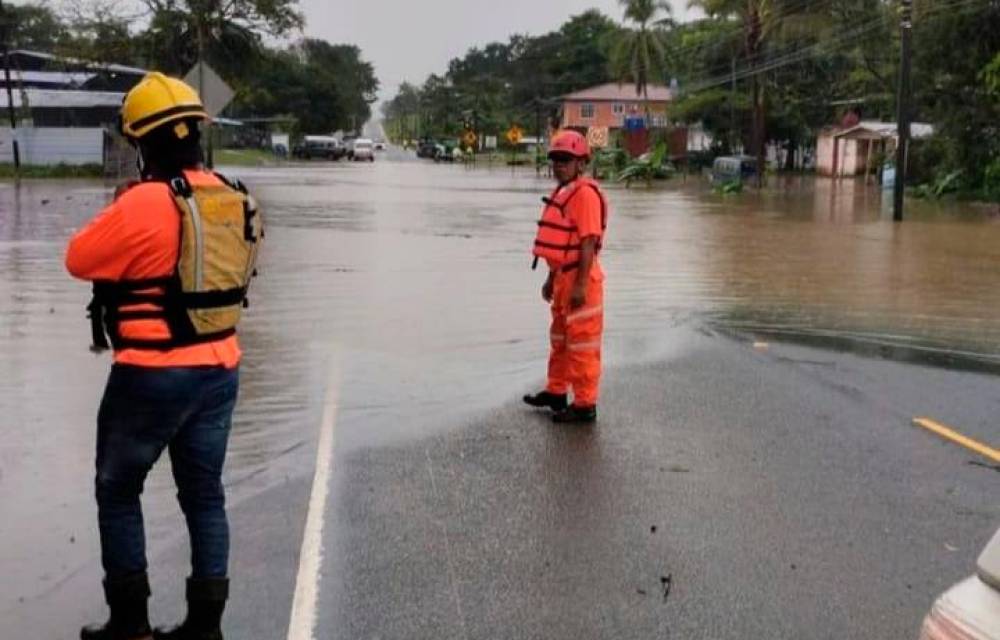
[433,141,459,162]
[373,139,387,151]
[293,136,344,160]
[918,526,1000,639]
[351,138,375,162]
[416,139,439,159]
[711,155,757,183]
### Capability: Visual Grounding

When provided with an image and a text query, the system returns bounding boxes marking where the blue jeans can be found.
[95,364,239,579]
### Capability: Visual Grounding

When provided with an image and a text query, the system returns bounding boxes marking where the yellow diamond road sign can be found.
[463,130,478,147]
[506,125,523,145]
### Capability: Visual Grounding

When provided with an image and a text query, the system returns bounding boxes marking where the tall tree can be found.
[687,0,829,185]
[611,0,673,109]
[135,0,303,80]
[0,2,66,51]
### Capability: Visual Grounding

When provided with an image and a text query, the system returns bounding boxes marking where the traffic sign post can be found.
[505,125,523,146]
[462,130,478,151]
[183,62,234,168]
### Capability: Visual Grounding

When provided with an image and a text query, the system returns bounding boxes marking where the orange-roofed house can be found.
[559,83,674,131]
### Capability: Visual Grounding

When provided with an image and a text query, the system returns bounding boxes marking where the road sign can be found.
[183,62,234,118]
[505,125,523,145]
[587,126,609,149]
[462,130,478,148]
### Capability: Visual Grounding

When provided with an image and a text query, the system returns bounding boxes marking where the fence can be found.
[0,126,138,180]
[0,127,103,165]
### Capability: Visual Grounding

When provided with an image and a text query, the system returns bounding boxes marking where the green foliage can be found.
[616,143,672,185]
[0,3,66,50]
[913,170,964,200]
[983,53,1000,98]
[610,1,673,102]
[713,179,743,194]
[592,147,629,180]
[983,159,1000,202]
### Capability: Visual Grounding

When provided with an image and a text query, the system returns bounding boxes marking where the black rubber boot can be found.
[153,577,228,640]
[552,405,597,424]
[522,391,568,412]
[80,572,153,640]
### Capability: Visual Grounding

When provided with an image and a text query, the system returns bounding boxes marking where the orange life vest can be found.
[532,177,607,271]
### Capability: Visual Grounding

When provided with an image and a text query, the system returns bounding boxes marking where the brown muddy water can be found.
[1,159,999,613]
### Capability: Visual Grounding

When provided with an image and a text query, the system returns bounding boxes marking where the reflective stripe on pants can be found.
[545,270,603,406]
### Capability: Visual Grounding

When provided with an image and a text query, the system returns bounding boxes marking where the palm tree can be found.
[611,0,674,117]
[687,0,829,186]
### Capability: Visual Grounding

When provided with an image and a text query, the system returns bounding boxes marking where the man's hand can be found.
[570,282,586,309]
[542,277,554,303]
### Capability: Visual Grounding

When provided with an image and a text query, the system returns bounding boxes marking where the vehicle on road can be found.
[373,139,386,151]
[416,139,439,159]
[293,136,344,161]
[711,155,757,183]
[351,138,375,162]
[919,527,1000,639]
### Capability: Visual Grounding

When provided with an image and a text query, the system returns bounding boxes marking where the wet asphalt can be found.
[1,152,998,639]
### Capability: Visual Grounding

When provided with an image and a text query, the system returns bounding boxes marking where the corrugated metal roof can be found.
[10,49,147,75]
[836,121,935,139]
[562,83,673,102]
[2,70,97,86]
[1,88,124,109]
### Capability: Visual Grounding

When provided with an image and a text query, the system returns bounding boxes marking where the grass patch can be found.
[214,148,283,167]
[0,163,103,178]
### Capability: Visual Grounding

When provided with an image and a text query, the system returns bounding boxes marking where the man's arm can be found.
[570,237,597,309]
[65,202,130,281]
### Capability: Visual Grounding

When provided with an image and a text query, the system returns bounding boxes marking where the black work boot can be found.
[552,405,597,424]
[80,572,153,640]
[522,391,568,412]
[153,577,229,640]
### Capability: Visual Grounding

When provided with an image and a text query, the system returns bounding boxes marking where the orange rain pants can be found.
[545,270,604,406]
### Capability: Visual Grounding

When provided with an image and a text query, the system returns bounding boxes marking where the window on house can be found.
[580,103,595,119]
[613,103,624,115]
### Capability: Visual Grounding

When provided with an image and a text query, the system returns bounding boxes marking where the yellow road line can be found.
[912,417,1000,464]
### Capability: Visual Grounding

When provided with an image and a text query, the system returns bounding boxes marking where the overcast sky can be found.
[298,0,692,100]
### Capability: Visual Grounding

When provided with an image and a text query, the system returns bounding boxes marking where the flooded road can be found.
[1,159,999,628]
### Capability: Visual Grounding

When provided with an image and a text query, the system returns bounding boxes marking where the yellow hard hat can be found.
[120,72,209,140]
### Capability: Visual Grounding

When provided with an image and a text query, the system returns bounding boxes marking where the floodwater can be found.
[1,157,999,617]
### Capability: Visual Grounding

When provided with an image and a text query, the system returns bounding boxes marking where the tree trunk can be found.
[784,140,796,172]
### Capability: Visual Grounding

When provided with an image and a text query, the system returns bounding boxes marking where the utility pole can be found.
[893,0,913,222]
[730,55,737,154]
[0,0,21,175]
[534,97,542,176]
[195,20,213,169]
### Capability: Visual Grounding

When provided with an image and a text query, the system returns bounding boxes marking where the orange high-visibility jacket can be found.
[533,177,607,271]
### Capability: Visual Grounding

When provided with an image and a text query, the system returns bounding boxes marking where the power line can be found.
[677,0,992,96]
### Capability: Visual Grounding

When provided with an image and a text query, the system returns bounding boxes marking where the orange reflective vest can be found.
[532,177,607,271]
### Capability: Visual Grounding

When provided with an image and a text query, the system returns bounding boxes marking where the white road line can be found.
[424,447,469,640]
[287,369,340,640]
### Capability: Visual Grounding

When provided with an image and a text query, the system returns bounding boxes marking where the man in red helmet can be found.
[523,130,608,423]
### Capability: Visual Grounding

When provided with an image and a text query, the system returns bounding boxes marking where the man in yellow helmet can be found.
[67,72,262,640]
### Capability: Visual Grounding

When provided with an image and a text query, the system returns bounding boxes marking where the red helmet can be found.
[548,130,590,160]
